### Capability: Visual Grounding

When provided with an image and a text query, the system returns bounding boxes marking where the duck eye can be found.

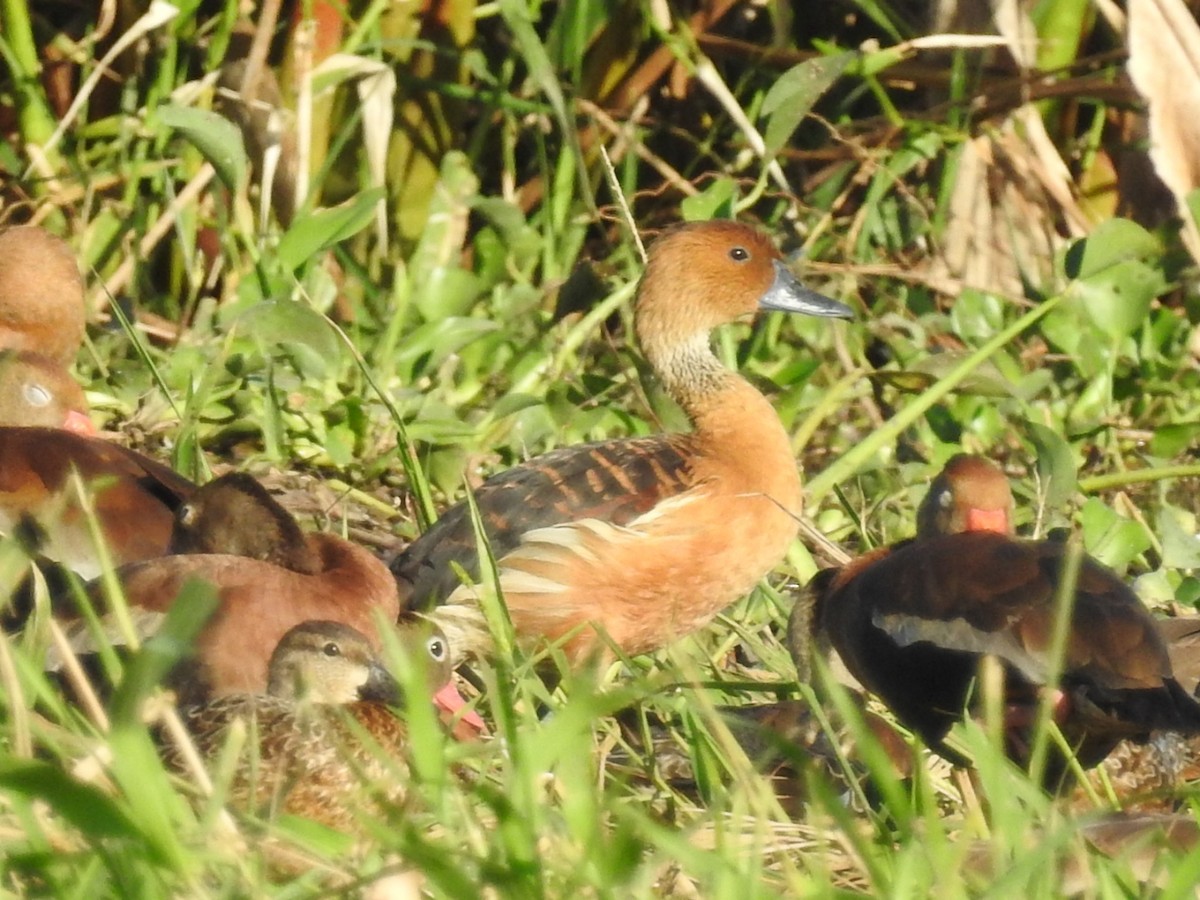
[938,489,954,509]
[322,641,341,657]
[22,383,51,408]
[427,637,446,661]
[178,503,197,526]
[728,246,750,262]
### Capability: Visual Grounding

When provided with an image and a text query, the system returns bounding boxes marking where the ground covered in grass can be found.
[3,0,1200,895]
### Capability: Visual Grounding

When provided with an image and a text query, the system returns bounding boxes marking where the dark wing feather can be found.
[391,435,695,610]
[822,532,1200,753]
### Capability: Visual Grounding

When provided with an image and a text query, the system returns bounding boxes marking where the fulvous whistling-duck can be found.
[0,225,87,367]
[391,220,852,662]
[162,619,449,830]
[816,454,1200,775]
[54,472,402,706]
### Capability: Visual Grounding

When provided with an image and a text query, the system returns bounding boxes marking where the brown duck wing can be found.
[392,435,695,610]
[0,427,194,572]
[823,531,1200,750]
[1157,617,1200,697]
[168,697,408,829]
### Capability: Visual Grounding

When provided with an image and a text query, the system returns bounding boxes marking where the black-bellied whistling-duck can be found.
[391,220,852,661]
[0,427,194,579]
[0,350,94,434]
[0,225,87,366]
[162,620,448,830]
[59,472,402,705]
[816,454,1200,774]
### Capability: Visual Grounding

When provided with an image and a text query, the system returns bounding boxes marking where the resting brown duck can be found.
[0,350,94,434]
[0,427,193,581]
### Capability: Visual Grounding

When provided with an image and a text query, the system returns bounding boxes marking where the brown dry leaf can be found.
[924,0,1085,296]
[1127,0,1200,261]
[928,126,1067,297]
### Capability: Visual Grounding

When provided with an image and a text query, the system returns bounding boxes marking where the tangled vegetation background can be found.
[3,0,1200,894]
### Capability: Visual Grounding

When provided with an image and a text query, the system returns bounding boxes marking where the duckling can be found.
[163,619,451,830]
[392,220,852,662]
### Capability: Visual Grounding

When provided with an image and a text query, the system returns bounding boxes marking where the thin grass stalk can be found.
[806,293,1065,502]
[1,0,59,171]
[1026,535,1083,786]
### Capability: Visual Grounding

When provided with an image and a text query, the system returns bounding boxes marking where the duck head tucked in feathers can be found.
[0,225,87,367]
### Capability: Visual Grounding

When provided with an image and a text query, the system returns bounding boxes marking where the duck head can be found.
[635,221,852,369]
[267,620,404,706]
[170,472,320,575]
[0,349,94,433]
[916,453,1014,538]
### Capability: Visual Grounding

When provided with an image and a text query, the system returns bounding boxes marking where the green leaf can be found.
[156,103,246,191]
[1079,498,1150,570]
[1062,218,1159,279]
[234,300,343,376]
[1061,218,1166,342]
[680,179,737,222]
[1024,421,1076,512]
[1067,259,1163,342]
[761,52,854,155]
[1150,422,1200,458]
[1158,504,1200,569]
[276,188,385,272]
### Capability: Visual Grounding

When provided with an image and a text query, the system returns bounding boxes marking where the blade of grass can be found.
[806,294,1064,502]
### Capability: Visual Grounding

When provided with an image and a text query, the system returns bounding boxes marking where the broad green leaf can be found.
[234,300,342,375]
[762,52,854,155]
[1067,258,1162,342]
[276,188,385,272]
[1079,497,1150,570]
[1062,218,1159,279]
[1025,421,1076,512]
[1158,504,1200,569]
[156,103,246,191]
[681,179,737,222]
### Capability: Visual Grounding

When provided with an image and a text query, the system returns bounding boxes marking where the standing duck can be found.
[0,350,94,434]
[57,472,403,706]
[162,619,451,830]
[392,220,852,661]
[816,454,1200,775]
[0,225,87,366]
